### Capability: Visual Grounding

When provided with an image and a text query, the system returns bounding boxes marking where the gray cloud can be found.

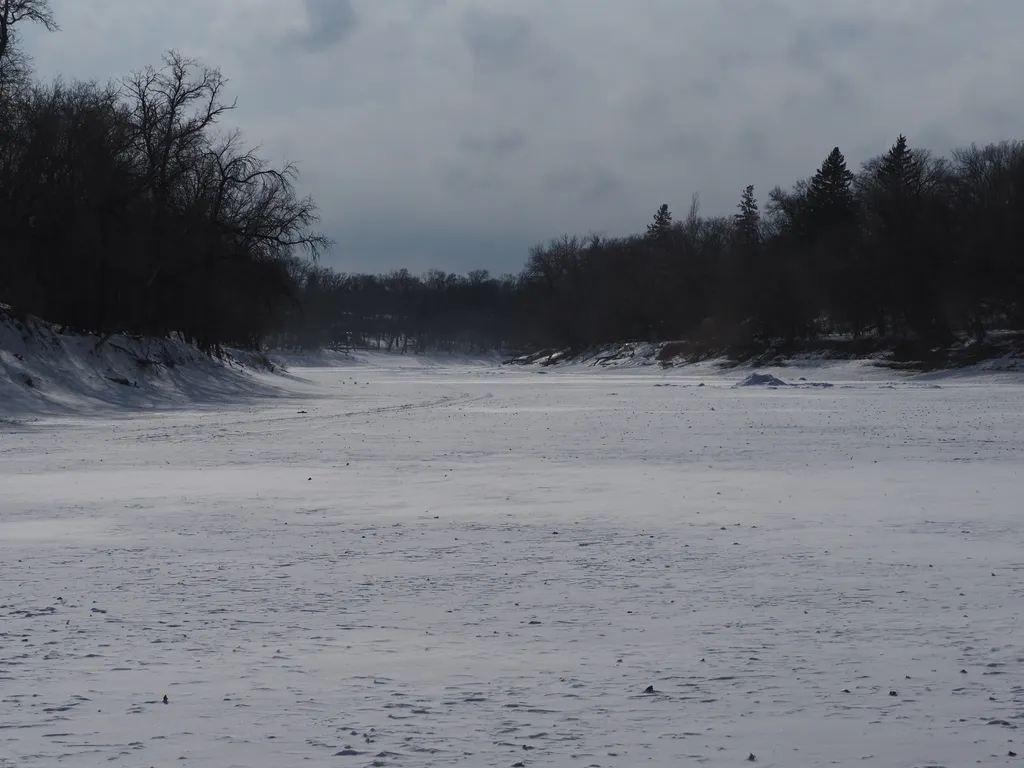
[460,130,527,156]
[461,9,532,74]
[544,167,623,207]
[294,0,358,52]
[22,0,1024,274]
[788,17,881,71]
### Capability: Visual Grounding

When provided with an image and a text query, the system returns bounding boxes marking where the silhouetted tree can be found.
[735,185,760,246]
[646,203,672,239]
[0,9,326,351]
[0,0,57,97]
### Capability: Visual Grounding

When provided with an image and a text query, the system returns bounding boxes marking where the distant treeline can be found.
[280,136,1024,356]
[3,3,1023,357]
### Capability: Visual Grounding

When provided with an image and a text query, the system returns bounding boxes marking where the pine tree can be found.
[799,146,860,249]
[861,135,936,336]
[808,147,856,215]
[878,135,911,188]
[801,147,865,332]
[870,135,928,201]
[735,185,760,245]
[646,203,673,239]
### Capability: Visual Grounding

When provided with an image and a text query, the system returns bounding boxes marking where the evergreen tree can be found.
[877,134,912,190]
[735,185,760,245]
[646,203,673,239]
[860,135,946,336]
[807,146,857,228]
[866,135,929,202]
[803,147,865,331]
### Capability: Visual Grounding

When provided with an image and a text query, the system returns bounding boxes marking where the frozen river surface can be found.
[2,360,1023,767]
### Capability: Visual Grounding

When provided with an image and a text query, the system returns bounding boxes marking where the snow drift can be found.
[0,308,286,420]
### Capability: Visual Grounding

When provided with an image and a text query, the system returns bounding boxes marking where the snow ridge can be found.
[0,308,285,420]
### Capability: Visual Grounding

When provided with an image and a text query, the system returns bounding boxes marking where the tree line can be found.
[3,2,1023,358]
[281,135,1024,356]
[1,1,326,353]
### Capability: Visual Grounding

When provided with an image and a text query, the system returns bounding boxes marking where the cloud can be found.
[20,0,1024,274]
[544,167,623,207]
[460,8,532,74]
[460,131,527,157]
[292,0,358,52]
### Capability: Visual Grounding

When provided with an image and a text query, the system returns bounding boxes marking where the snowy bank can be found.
[507,336,1024,376]
[0,309,289,420]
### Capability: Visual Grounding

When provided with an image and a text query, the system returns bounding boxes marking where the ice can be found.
[2,359,1024,767]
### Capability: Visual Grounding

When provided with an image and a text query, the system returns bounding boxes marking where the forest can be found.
[3,2,1023,359]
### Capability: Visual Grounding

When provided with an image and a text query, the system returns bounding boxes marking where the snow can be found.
[735,372,836,389]
[0,310,294,420]
[736,372,789,387]
[3,357,1024,767]
[268,347,503,370]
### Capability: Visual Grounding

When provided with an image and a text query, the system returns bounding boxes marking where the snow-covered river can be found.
[2,360,1023,767]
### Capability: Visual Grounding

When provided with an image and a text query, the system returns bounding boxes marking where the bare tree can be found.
[121,51,234,205]
[0,0,57,96]
[0,0,56,58]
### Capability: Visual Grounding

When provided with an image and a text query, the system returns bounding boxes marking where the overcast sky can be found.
[22,0,1024,274]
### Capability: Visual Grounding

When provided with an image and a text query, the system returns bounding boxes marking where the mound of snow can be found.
[0,309,288,419]
[737,372,789,387]
[735,372,838,389]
